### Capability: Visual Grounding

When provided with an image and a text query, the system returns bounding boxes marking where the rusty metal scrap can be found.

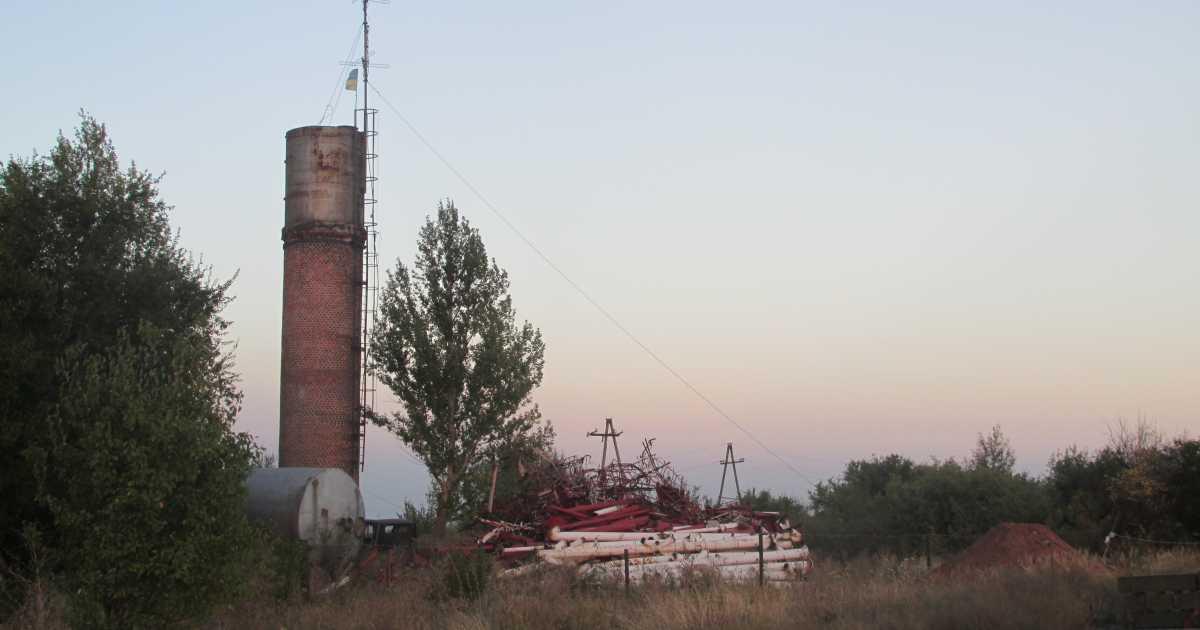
[476,431,811,583]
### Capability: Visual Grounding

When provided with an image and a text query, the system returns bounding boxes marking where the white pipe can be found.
[498,545,543,556]
[683,523,743,534]
[588,548,810,571]
[582,550,714,568]
[584,554,811,578]
[564,537,667,550]
[538,534,798,565]
[549,528,666,543]
[672,522,739,532]
[554,529,800,548]
[548,525,747,542]
[583,561,810,583]
[675,532,788,542]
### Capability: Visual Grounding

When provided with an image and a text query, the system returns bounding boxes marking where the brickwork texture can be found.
[279,126,365,482]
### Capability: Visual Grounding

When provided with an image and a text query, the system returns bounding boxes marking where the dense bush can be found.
[0,115,262,627]
[1047,426,1200,551]
[740,488,806,524]
[805,457,1048,558]
[30,329,260,626]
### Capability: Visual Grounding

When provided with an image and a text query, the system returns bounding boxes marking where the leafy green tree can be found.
[884,460,1048,552]
[807,446,1048,558]
[1160,439,1200,541]
[404,423,555,534]
[806,455,921,556]
[740,488,806,524]
[808,455,917,525]
[970,424,1017,473]
[1045,446,1126,549]
[450,422,555,526]
[0,114,258,625]
[30,327,259,627]
[1046,423,1200,550]
[370,201,547,537]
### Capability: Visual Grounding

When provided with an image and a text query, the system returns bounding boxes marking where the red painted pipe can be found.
[573,515,651,532]
[568,499,625,513]
[560,507,650,531]
[549,505,592,519]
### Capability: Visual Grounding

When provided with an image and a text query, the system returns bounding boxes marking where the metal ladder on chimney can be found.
[358,104,379,475]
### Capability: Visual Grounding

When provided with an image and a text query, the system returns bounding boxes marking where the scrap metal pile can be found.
[477,433,812,585]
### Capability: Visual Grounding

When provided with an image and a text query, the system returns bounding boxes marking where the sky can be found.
[3,1,1197,516]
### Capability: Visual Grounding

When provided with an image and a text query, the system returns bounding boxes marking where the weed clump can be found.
[433,551,493,601]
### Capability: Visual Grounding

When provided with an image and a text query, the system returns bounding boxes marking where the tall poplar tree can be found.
[370,201,547,536]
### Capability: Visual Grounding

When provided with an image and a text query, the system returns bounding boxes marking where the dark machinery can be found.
[358,518,418,584]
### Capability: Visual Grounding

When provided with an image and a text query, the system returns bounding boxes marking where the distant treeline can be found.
[741,424,1200,558]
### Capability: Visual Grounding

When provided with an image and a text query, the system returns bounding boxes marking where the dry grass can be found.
[9,549,1198,629]
[1112,546,1200,576]
[205,549,1200,630]
[208,568,1116,630]
[1,577,68,630]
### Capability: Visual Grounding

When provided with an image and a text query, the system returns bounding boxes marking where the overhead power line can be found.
[317,25,364,125]
[367,83,818,490]
[361,487,408,514]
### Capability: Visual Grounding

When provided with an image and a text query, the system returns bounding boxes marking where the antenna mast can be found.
[361,0,370,126]
[356,0,382,474]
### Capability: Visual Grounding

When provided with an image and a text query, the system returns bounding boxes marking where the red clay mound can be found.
[932,522,1105,578]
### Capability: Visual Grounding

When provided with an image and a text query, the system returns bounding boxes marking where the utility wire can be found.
[368,83,818,490]
[364,422,426,467]
[361,487,409,514]
[317,25,364,125]
[391,442,424,467]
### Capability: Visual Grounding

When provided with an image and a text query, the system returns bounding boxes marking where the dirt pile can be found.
[933,522,1104,577]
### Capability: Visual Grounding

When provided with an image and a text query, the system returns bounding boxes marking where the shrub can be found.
[26,328,260,628]
[435,551,493,601]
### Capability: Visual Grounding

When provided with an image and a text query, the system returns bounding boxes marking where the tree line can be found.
[743,424,1200,559]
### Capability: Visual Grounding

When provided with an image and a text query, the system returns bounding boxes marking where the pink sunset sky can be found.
[3,2,1196,515]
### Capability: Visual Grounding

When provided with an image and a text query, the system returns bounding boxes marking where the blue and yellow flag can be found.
[345,69,359,91]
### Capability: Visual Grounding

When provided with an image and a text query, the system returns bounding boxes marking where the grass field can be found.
[6,548,1197,628]
[195,549,1200,630]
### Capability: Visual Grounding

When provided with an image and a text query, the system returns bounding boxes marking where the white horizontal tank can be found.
[245,467,364,576]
